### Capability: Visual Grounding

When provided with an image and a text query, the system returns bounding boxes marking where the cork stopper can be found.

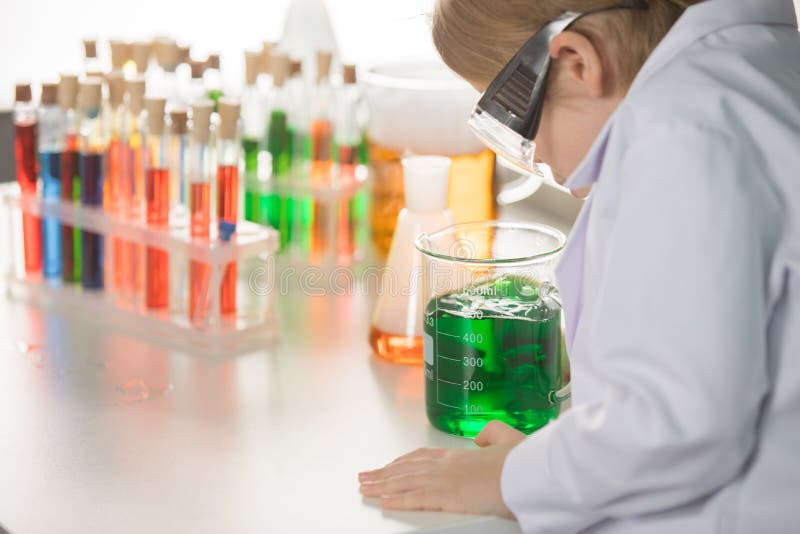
[86,70,105,82]
[155,38,179,72]
[15,83,32,103]
[191,100,214,143]
[244,50,260,86]
[207,53,220,70]
[145,97,167,135]
[271,52,290,87]
[217,98,240,140]
[78,79,103,110]
[59,74,79,111]
[41,82,59,105]
[110,40,130,70]
[127,76,146,114]
[260,41,275,74]
[290,59,302,77]
[343,64,357,85]
[169,109,188,135]
[107,71,126,107]
[190,59,206,79]
[177,45,191,64]
[316,50,332,83]
[131,41,151,73]
[83,39,97,59]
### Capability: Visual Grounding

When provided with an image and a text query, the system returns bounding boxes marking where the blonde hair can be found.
[432,0,703,89]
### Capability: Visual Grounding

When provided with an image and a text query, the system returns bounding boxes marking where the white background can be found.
[0,0,798,109]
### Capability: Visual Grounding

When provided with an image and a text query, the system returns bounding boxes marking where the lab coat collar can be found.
[563,0,798,190]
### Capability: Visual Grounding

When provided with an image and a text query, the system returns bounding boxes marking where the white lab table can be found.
[0,191,575,534]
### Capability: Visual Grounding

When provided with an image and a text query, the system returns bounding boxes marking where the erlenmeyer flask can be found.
[370,156,453,365]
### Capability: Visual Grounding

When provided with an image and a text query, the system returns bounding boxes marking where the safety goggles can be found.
[467,0,649,175]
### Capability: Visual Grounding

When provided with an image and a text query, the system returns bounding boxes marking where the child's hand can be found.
[358,421,525,518]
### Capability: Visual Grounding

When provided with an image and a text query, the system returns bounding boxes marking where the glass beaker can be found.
[416,221,571,438]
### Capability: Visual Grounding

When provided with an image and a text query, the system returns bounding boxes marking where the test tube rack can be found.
[1,183,280,354]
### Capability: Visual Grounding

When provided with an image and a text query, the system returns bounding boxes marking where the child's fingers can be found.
[359,457,437,485]
[474,420,525,447]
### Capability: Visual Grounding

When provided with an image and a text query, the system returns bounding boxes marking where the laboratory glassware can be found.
[144,96,170,310]
[217,98,241,316]
[370,156,453,365]
[416,220,571,438]
[59,74,81,283]
[38,82,66,279]
[13,83,41,275]
[77,78,106,289]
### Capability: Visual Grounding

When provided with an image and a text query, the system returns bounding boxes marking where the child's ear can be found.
[548,31,607,98]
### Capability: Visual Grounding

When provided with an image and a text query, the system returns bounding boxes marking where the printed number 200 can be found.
[463,380,484,391]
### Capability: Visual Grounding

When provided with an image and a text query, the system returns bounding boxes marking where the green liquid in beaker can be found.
[424,274,564,438]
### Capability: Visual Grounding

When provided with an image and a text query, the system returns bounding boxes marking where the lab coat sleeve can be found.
[501,125,771,533]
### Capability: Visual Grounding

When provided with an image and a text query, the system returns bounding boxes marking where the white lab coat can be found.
[501,0,800,532]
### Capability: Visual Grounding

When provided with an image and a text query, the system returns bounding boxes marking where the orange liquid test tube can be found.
[144,97,169,311]
[216,99,242,317]
[187,100,215,325]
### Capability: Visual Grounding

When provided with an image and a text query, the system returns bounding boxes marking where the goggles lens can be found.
[468,107,540,175]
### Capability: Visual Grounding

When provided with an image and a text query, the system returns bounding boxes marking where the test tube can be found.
[266,52,294,248]
[38,82,66,279]
[259,41,275,87]
[130,41,152,76]
[109,40,131,77]
[13,83,41,275]
[82,39,102,75]
[59,74,81,283]
[309,51,335,262]
[188,100,215,324]
[242,50,265,179]
[77,79,106,289]
[169,108,189,215]
[334,64,364,265]
[217,99,241,316]
[107,72,129,294]
[154,38,180,109]
[126,76,147,299]
[310,50,334,170]
[204,53,223,107]
[144,97,170,310]
[287,58,307,169]
[187,59,207,104]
